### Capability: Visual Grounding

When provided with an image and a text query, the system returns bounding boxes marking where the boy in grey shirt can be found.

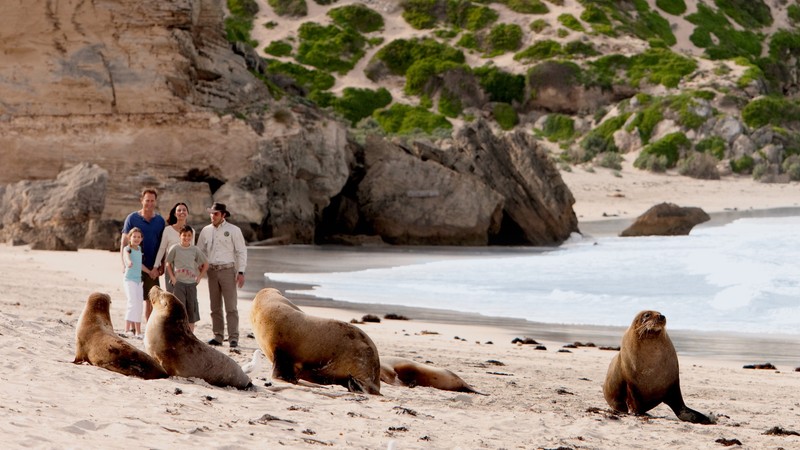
[166,225,208,332]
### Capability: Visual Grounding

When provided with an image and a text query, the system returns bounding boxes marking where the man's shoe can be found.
[229,341,238,348]
[207,338,222,346]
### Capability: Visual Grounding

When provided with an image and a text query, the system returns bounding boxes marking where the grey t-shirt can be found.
[166,244,207,284]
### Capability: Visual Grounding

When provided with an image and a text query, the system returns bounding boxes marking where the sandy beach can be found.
[2,151,800,449]
[2,214,799,449]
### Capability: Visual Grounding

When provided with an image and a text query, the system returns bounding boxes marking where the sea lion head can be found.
[149,286,190,325]
[82,292,113,327]
[632,310,666,339]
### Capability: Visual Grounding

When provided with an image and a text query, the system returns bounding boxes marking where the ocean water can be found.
[261,216,800,337]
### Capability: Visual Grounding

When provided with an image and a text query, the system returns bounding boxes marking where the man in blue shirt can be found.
[121,188,166,322]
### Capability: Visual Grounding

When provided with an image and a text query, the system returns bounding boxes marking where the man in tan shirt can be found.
[196,203,247,348]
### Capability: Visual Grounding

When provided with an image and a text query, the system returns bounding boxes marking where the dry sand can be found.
[2,193,800,449]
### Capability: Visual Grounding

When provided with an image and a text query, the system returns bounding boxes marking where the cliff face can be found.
[0,0,577,249]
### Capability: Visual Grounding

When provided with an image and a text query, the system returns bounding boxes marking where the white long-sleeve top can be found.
[196,220,247,273]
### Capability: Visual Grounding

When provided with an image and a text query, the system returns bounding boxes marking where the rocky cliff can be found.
[0,0,577,249]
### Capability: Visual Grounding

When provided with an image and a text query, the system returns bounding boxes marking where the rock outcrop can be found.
[620,203,710,237]
[0,163,111,251]
[329,120,578,246]
[0,0,579,249]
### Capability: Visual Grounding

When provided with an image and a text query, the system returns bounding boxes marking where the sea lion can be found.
[603,310,713,424]
[380,356,484,394]
[73,292,167,380]
[250,288,381,394]
[145,287,252,390]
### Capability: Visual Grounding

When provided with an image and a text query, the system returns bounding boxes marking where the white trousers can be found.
[124,279,144,323]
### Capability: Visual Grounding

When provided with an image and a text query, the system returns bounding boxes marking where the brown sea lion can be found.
[250,288,381,394]
[603,310,713,424]
[380,356,484,394]
[145,287,252,390]
[73,292,167,380]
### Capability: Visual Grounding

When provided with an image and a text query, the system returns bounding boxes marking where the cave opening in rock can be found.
[181,168,225,194]
[489,212,528,246]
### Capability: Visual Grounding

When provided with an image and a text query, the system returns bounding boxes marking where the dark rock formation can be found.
[322,120,579,246]
[620,203,710,237]
[356,135,504,245]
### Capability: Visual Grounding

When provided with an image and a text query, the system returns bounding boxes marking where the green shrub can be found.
[596,152,624,170]
[456,32,480,51]
[625,100,661,144]
[332,87,392,125]
[264,59,336,93]
[225,0,259,46]
[655,0,686,15]
[677,152,720,179]
[229,0,259,16]
[405,60,464,95]
[402,0,438,29]
[493,103,518,130]
[328,4,385,33]
[580,4,610,25]
[452,3,499,31]
[374,103,453,134]
[630,6,676,46]
[686,3,763,60]
[438,90,463,118]
[497,0,549,14]
[695,136,726,160]
[372,38,465,76]
[268,0,307,16]
[741,96,800,128]
[514,40,562,62]
[768,30,800,60]
[730,154,755,174]
[296,22,366,74]
[578,113,630,162]
[563,40,599,58]
[789,5,800,24]
[529,19,548,33]
[264,40,292,56]
[627,48,697,88]
[558,14,585,32]
[635,132,690,169]
[541,114,575,142]
[473,66,525,103]
[714,0,772,29]
[487,23,523,55]
[782,154,800,180]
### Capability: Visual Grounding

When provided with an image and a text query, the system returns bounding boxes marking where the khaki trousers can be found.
[207,266,239,342]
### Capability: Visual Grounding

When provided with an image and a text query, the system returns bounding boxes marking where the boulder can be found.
[357,135,504,245]
[0,163,110,250]
[432,120,579,245]
[620,203,710,237]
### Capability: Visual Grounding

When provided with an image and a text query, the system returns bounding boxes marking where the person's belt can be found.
[208,262,235,271]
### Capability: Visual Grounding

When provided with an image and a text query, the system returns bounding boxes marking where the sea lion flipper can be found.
[272,349,298,384]
[664,384,714,424]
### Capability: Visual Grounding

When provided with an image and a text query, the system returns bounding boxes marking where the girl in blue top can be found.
[123,227,144,337]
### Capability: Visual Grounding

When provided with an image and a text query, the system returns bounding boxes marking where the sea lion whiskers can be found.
[635,311,666,339]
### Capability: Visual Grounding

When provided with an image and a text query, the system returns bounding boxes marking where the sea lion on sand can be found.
[145,287,252,390]
[250,288,381,394]
[380,356,484,394]
[73,292,167,380]
[603,310,713,424]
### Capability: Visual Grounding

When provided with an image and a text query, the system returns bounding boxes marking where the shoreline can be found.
[2,214,799,447]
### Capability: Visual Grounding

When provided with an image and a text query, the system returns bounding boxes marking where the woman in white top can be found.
[154,202,194,293]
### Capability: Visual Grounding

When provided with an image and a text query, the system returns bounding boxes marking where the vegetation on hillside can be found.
[223,0,800,182]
